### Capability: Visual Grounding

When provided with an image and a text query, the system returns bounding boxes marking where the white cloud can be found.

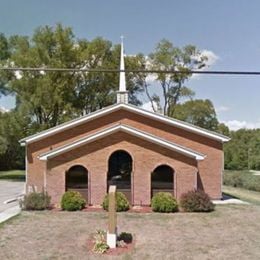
[0,106,9,113]
[145,73,157,83]
[131,50,219,83]
[143,56,157,83]
[15,70,22,79]
[191,50,219,80]
[216,106,230,113]
[142,101,159,112]
[222,120,260,131]
[201,50,219,67]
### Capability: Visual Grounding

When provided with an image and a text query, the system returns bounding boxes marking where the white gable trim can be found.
[38,124,206,161]
[20,103,230,145]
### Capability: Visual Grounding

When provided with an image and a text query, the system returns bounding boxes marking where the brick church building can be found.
[20,40,230,206]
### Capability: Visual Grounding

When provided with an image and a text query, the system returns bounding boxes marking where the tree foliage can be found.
[0,109,31,169]
[224,129,260,170]
[144,39,208,116]
[170,99,219,131]
[4,24,145,129]
[0,33,11,96]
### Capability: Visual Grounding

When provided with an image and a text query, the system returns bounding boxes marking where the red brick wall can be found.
[46,132,197,206]
[26,108,224,205]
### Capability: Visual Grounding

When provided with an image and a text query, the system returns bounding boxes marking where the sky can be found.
[0,0,260,130]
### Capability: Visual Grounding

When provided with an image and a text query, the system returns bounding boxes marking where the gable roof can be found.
[20,103,230,145]
[38,124,206,161]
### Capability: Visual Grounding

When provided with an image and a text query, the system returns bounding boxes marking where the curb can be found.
[3,193,24,204]
[0,205,21,224]
[212,199,250,205]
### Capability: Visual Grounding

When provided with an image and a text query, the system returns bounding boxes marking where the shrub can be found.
[102,192,129,212]
[223,170,260,192]
[180,190,215,212]
[61,191,86,211]
[151,192,178,213]
[223,171,243,187]
[19,191,51,210]
[118,232,133,244]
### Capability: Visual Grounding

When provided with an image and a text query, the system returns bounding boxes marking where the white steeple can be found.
[119,36,126,91]
[117,36,128,103]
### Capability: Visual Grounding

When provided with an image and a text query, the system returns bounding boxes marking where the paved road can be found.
[0,181,25,213]
[250,170,260,176]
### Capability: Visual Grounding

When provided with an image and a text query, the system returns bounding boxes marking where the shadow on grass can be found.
[222,192,240,200]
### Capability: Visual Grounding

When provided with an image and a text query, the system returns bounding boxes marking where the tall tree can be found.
[5,24,145,127]
[0,24,146,169]
[0,109,31,170]
[217,123,230,136]
[144,39,208,116]
[0,33,11,96]
[224,129,260,170]
[7,25,79,128]
[170,99,219,131]
[70,39,145,115]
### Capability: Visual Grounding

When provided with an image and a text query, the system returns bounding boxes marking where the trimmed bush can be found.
[180,190,215,212]
[61,191,86,211]
[102,192,129,212]
[118,232,133,244]
[151,192,178,213]
[20,191,51,210]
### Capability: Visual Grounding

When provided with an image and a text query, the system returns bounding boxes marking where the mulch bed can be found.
[50,205,153,213]
[129,206,153,213]
[82,206,105,212]
[86,238,135,256]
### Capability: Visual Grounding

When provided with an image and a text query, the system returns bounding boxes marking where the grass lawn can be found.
[0,170,25,181]
[0,205,260,259]
[223,185,260,205]
[223,169,260,205]
[223,170,260,192]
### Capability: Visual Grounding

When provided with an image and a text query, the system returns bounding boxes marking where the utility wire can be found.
[1,67,260,75]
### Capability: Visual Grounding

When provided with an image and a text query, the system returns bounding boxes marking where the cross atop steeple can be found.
[117,36,128,103]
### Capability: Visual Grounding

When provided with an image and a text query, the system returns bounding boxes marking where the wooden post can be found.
[108,185,117,234]
[107,185,117,248]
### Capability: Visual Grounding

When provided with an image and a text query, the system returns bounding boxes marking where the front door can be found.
[107,150,132,203]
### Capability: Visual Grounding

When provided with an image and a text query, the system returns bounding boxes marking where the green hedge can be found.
[102,192,129,212]
[61,191,86,211]
[223,171,260,192]
[151,192,178,213]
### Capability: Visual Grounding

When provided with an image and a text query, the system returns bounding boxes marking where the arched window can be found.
[66,165,88,201]
[151,165,174,197]
[108,150,132,202]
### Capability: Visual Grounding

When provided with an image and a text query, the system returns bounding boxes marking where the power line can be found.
[1,67,260,75]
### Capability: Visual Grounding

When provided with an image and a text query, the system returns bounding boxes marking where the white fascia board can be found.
[21,103,230,145]
[39,125,120,160]
[121,125,205,160]
[20,104,120,145]
[38,124,205,161]
[121,104,230,143]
